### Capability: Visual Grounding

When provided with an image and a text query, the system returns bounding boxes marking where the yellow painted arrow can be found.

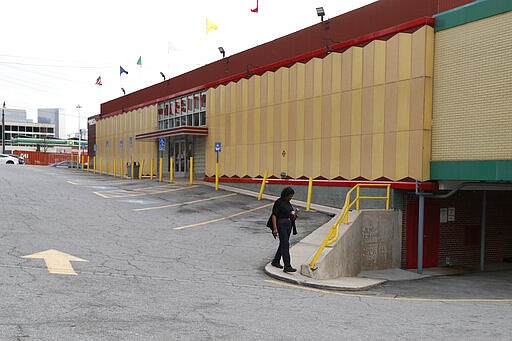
[22,249,88,275]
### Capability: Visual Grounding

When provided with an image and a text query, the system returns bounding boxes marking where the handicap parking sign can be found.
[159,137,166,151]
[214,141,221,152]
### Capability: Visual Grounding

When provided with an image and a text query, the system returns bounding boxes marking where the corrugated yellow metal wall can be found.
[96,105,157,174]
[207,26,434,181]
[433,11,512,161]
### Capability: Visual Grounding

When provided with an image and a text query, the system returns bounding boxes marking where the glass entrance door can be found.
[174,140,187,177]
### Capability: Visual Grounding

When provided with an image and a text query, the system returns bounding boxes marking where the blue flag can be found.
[120,66,129,75]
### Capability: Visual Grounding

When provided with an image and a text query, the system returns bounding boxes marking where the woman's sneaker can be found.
[283,267,297,273]
[271,262,283,269]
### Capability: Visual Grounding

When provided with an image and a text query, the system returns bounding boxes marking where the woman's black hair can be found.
[280,186,295,198]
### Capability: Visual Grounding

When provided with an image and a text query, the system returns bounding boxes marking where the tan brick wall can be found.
[432,11,512,161]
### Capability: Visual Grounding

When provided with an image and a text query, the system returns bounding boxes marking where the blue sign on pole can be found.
[159,137,166,151]
[106,140,109,149]
[120,140,124,149]
[214,142,221,152]
[93,144,97,152]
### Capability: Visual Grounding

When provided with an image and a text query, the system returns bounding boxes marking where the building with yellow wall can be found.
[89,0,512,271]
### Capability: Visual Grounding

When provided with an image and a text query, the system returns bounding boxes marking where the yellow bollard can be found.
[93,156,96,174]
[150,159,154,180]
[159,157,163,182]
[106,159,109,175]
[215,163,219,190]
[87,156,90,173]
[189,157,193,185]
[114,159,117,178]
[139,160,145,180]
[121,159,124,178]
[306,177,313,211]
[169,157,174,183]
[258,170,268,200]
[131,160,134,179]
[100,159,103,175]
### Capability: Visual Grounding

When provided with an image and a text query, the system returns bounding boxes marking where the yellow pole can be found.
[93,156,96,174]
[114,159,117,178]
[306,177,313,211]
[386,184,390,209]
[356,185,360,210]
[189,157,194,185]
[100,159,103,175]
[106,159,109,176]
[87,156,90,172]
[169,157,174,183]
[121,159,124,178]
[131,160,134,179]
[258,170,268,200]
[159,157,163,182]
[139,160,144,180]
[150,159,154,180]
[215,163,219,190]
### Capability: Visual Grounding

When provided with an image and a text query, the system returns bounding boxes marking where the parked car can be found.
[49,161,78,168]
[0,153,20,164]
[11,154,25,164]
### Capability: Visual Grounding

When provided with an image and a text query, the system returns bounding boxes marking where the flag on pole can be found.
[95,76,102,86]
[251,0,259,13]
[137,56,142,66]
[206,19,218,34]
[120,66,129,75]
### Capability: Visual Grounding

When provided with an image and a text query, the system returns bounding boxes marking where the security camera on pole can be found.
[2,102,5,154]
[76,104,82,168]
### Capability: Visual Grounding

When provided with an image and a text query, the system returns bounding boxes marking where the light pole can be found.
[2,102,5,153]
[76,104,82,168]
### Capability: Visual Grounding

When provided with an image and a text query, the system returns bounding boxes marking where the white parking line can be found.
[94,185,197,198]
[134,193,237,211]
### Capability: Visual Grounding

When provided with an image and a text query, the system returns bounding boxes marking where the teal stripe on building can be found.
[431,160,512,181]
[435,0,512,32]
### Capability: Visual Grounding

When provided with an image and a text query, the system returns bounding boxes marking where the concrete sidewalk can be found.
[204,181,477,291]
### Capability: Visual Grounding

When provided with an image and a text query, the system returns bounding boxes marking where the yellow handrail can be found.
[309,183,391,269]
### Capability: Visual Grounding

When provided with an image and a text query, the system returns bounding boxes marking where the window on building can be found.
[158,90,207,129]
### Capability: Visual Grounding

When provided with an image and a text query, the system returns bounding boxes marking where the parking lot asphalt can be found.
[1,165,511,340]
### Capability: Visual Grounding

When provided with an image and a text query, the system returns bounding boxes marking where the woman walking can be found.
[270,186,297,273]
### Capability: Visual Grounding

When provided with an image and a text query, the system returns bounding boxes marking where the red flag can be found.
[251,0,258,13]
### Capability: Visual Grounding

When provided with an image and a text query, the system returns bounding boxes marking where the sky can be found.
[0,0,376,137]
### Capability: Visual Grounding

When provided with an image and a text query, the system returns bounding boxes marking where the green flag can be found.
[137,56,142,66]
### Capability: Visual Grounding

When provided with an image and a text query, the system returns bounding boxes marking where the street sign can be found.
[106,140,109,149]
[93,143,97,152]
[120,140,124,149]
[214,141,222,152]
[159,137,166,151]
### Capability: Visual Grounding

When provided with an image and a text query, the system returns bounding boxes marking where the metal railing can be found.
[309,183,391,269]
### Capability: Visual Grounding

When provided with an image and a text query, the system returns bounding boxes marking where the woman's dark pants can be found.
[273,219,292,268]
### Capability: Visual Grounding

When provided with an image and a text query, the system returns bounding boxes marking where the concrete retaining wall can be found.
[301,209,401,279]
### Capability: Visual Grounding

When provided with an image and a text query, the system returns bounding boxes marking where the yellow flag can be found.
[206,19,218,34]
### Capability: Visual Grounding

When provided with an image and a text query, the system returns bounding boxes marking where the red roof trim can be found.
[99,17,434,119]
[203,176,438,190]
